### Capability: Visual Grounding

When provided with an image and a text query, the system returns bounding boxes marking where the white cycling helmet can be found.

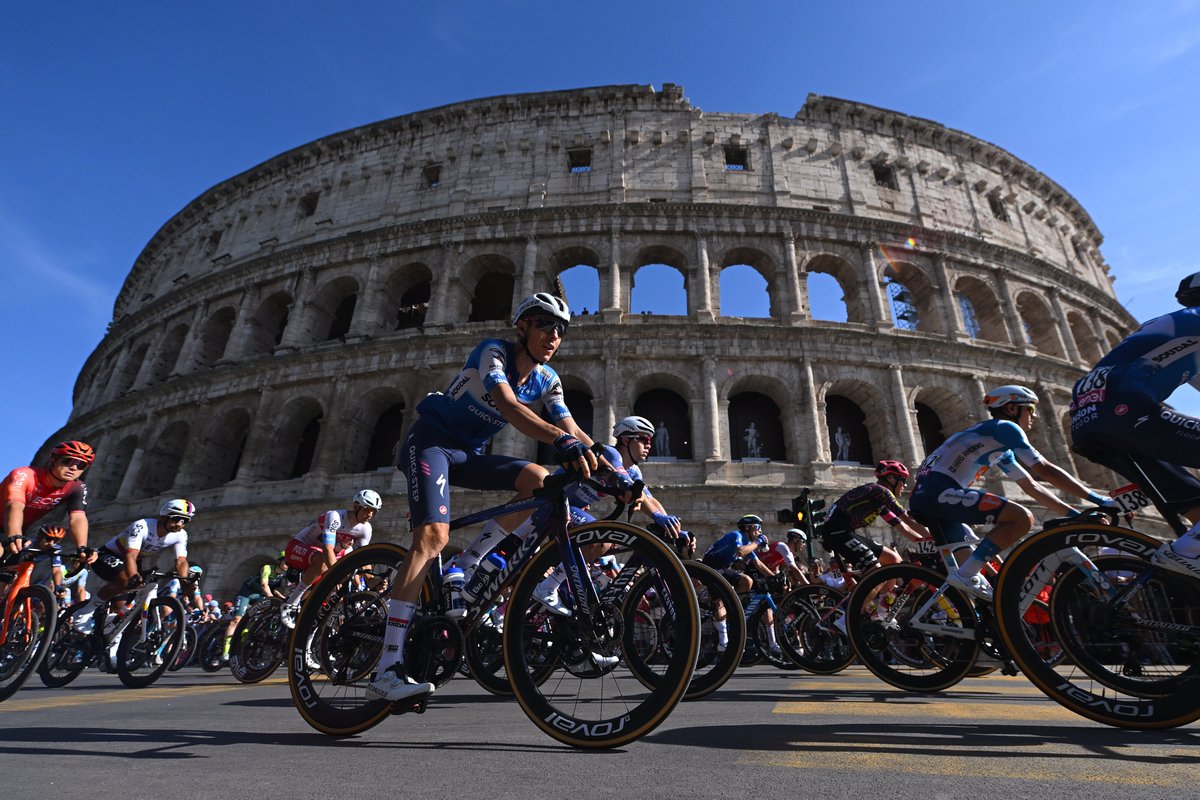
[511,292,571,327]
[159,499,196,519]
[786,528,807,543]
[353,489,383,510]
[613,415,655,438]
[983,385,1039,408]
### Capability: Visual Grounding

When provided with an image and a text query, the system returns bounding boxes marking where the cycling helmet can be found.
[736,514,763,530]
[188,565,204,577]
[983,385,1039,408]
[276,550,287,561]
[613,415,655,438]
[159,499,196,519]
[353,488,383,510]
[37,525,67,542]
[1178,272,1200,307]
[786,528,807,543]
[51,440,95,465]
[511,292,571,327]
[204,594,213,602]
[875,460,911,480]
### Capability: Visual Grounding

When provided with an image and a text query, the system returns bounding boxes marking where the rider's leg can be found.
[954,502,1033,581]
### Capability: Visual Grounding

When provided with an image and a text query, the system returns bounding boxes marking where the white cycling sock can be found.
[459,520,510,573]
[535,565,566,597]
[1171,522,1200,557]
[765,621,779,649]
[512,517,536,541]
[286,580,308,606]
[379,599,417,673]
[715,618,729,647]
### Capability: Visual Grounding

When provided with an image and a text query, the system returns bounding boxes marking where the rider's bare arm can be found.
[1017,472,1075,517]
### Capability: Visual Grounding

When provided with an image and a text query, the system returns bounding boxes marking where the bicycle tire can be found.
[170,624,198,671]
[116,596,186,688]
[0,584,57,702]
[230,598,288,684]
[464,602,557,696]
[995,524,1200,729]
[197,622,228,672]
[753,605,797,670]
[776,585,855,675]
[504,521,699,748]
[845,563,979,692]
[681,561,745,699]
[38,601,94,688]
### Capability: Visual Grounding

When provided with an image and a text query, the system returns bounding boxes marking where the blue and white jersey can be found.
[916,419,1046,490]
[703,530,759,569]
[1073,307,1200,405]
[415,338,572,450]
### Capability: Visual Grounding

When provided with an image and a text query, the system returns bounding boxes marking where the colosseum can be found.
[49,83,1140,594]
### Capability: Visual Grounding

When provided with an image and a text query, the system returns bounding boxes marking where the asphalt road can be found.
[2,665,1198,800]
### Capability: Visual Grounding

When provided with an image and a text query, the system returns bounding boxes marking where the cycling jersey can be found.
[758,541,797,572]
[702,531,760,570]
[102,518,188,558]
[238,564,276,598]
[1075,306,1200,404]
[291,509,373,551]
[1,467,87,528]
[914,418,1045,489]
[415,338,571,451]
[824,483,906,533]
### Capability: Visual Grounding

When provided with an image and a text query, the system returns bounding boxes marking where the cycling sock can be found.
[223,637,231,657]
[765,621,779,650]
[512,517,536,541]
[955,538,1001,579]
[380,598,417,671]
[460,520,510,572]
[286,580,308,606]
[535,566,566,598]
[1171,522,1200,557]
[715,619,728,647]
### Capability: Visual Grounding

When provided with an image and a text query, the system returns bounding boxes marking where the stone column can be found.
[276,268,316,350]
[702,356,721,460]
[860,244,890,328]
[220,287,261,362]
[348,256,385,338]
[803,359,829,461]
[782,232,806,323]
[692,233,715,322]
[972,378,991,422]
[519,236,538,299]
[426,247,456,327]
[888,366,919,461]
[601,227,622,321]
[234,388,275,482]
[1035,388,1072,468]
[990,267,1028,348]
[932,254,961,339]
[171,304,210,375]
[1047,287,1081,364]
[115,445,146,501]
[599,353,618,443]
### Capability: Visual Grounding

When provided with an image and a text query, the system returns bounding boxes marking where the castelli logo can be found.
[1115,404,1129,416]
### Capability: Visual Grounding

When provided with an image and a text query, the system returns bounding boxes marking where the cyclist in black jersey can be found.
[819,460,930,572]
[223,552,287,662]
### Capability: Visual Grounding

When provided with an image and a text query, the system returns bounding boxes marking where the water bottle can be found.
[461,552,505,603]
[442,565,466,616]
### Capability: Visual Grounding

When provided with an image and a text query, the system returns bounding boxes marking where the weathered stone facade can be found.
[51,84,1139,596]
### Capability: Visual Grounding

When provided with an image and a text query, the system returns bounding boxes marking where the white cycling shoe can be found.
[1151,544,1200,580]
[534,587,572,617]
[366,664,435,703]
[946,571,993,602]
[280,603,300,629]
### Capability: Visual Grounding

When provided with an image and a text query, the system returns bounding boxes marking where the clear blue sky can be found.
[3,2,1198,471]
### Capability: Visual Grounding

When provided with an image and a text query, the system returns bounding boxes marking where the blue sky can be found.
[2,2,1198,472]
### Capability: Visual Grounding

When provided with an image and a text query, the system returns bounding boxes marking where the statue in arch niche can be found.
[653,422,670,457]
[743,422,762,459]
[834,426,852,462]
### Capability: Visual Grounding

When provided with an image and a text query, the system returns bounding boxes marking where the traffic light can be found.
[776,488,826,538]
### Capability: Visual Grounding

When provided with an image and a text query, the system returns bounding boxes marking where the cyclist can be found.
[223,552,288,661]
[280,490,381,626]
[758,528,811,586]
[1070,272,1200,576]
[702,514,783,655]
[909,385,1119,600]
[819,460,931,573]
[2,440,95,556]
[80,499,197,619]
[368,292,598,703]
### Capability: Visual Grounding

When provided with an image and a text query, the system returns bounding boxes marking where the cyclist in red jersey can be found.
[2,441,95,556]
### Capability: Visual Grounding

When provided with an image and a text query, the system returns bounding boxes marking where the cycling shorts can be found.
[399,418,531,527]
[909,472,1011,545]
[284,538,344,572]
[818,529,882,572]
[234,593,264,618]
[91,547,125,582]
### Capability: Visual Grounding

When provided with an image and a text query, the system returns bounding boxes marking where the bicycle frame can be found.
[89,572,175,652]
[1,547,66,646]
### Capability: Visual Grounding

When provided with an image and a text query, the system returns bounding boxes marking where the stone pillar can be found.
[932,254,962,339]
[990,267,1028,349]
[426,246,456,327]
[1047,287,1081,364]
[972,378,991,422]
[1088,310,1110,356]
[803,359,829,461]
[601,228,622,321]
[599,353,618,443]
[1034,388,1072,468]
[783,232,806,323]
[234,388,275,482]
[276,268,316,350]
[888,366,919,461]
[115,446,146,501]
[171,304,209,375]
[348,256,385,338]
[519,236,538,299]
[692,233,715,322]
[702,356,721,460]
[860,244,890,328]
[220,287,261,362]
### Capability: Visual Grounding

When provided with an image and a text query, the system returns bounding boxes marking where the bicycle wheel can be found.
[170,624,198,671]
[197,623,228,672]
[38,602,94,688]
[777,585,855,675]
[230,599,288,684]
[289,543,426,737]
[995,524,1200,729]
[681,561,744,699]
[0,585,57,702]
[754,605,798,670]
[504,521,699,748]
[845,563,979,692]
[116,596,186,688]
[464,603,556,696]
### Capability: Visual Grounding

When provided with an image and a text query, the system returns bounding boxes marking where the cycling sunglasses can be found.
[529,316,568,336]
[166,515,190,525]
[56,458,88,470]
[623,434,652,446]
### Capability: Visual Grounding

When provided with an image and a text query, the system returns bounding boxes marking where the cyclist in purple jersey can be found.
[369,292,600,703]
[819,461,930,572]
[1071,272,1200,578]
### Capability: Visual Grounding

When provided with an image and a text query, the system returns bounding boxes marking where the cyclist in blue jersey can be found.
[702,514,782,654]
[909,385,1119,600]
[368,292,599,703]
[1071,272,1200,577]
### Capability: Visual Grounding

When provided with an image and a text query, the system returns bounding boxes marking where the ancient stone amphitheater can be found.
[49,83,1138,593]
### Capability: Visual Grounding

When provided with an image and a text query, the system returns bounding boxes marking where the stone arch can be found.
[630,244,689,315]
[459,253,517,323]
[144,323,189,385]
[536,381,596,464]
[348,388,410,472]
[311,275,359,342]
[804,253,865,324]
[551,245,602,316]
[113,341,151,395]
[133,420,190,497]
[243,290,292,356]
[265,397,325,481]
[220,553,276,599]
[193,306,237,369]
[93,434,138,503]
[822,380,884,465]
[717,246,779,319]
[1068,310,1104,364]
[1016,291,1067,359]
[1104,328,1123,349]
[953,275,1009,344]
[191,407,252,489]
[632,375,693,460]
[880,257,945,335]
[728,392,786,461]
[383,262,433,331]
[911,384,975,458]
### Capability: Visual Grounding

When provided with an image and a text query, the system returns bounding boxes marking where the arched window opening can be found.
[633,389,692,460]
[290,414,323,479]
[558,265,600,317]
[193,410,251,489]
[953,276,1008,344]
[396,281,430,330]
[469,273,514,322]
[808,272,849,322]
[194,307,236,369]
[886,278,919,330]
[364,402,407,471]
[113,342,150,395]
[728,392,786,461]
[244,292,291,357]
[915,402,946,456]
[145,325,188,385]
[956,294,982,339]
[719,265,770,318]
[537,390,594,464]
[134,422,189,497]
[631,264,687,316]
[94,435,138,502]
[325,294,357,340]
[825,395,873,465]
[1069,311,1104,364]
[1016,293,1066,359]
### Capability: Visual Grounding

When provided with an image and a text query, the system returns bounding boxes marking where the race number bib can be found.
[1109,484,1151,514]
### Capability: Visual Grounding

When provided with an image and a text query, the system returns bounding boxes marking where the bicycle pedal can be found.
[1001,660,1019,677]
[390,697,429,716]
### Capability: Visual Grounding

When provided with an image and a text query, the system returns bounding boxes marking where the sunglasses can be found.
[56,458,88,470]
[623,434,652,446]
[166,516,190,525]
[529,316,568,336]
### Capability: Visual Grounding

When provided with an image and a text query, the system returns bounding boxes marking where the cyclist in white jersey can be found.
[279,489,380,626]
[909,385,1118,600]
[80,499,196,617]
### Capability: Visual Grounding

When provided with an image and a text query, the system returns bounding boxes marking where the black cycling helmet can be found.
[1178,272,1200,307]
[736,514,763,530]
